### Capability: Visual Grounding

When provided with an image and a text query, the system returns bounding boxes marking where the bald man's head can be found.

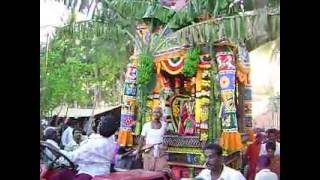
[152,106,162,121]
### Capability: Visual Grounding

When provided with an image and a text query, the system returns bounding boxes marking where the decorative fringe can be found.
[153,73,163,94]
[154,48,187,75]
[236,62,250,85]
[219,131,243,153]
[195,68,204,92]
[160,59,184,75]
[117,129,134,147]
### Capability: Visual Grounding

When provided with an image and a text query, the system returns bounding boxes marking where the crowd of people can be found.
[40,108,280,180]
[244,128,280,180]
[41,114,118,180]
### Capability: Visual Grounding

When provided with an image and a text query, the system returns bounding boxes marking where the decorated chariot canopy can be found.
[117,2,279,153]
[118,37,252,153]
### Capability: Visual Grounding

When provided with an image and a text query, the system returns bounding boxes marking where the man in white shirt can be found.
[64,128,84,151]
[79,118,100,147]
[259,129,280,156]
[196,143,245,180]
[61,114,118,178]
[61,119,80,148]
[135,106,168,171]
[255,155,278,180]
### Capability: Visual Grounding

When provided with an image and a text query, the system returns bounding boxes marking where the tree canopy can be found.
[40,0,280,117]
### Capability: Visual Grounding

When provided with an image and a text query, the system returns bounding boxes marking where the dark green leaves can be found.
[137,52,154,85]
[182,47,201,77]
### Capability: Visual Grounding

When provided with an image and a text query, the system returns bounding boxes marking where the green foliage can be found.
[135,67,156,134]
[55,0,280,54]
[268,0,280,8]
[211,69,222,140]
[182,47,201,77]
[134,25,168,133]
[42,0,280,117]
[40,15,130,116]
[109,0,230,29]
[137,52,154,85]
[90,40,129,103]
[57,0,279,44]
[40,42,94,115]
[171,10,279,51]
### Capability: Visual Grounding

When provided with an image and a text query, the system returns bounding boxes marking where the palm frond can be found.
[52,20,132,44]
[53,0,96,14]
[110,0,224,29]
[166,7,279,51]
